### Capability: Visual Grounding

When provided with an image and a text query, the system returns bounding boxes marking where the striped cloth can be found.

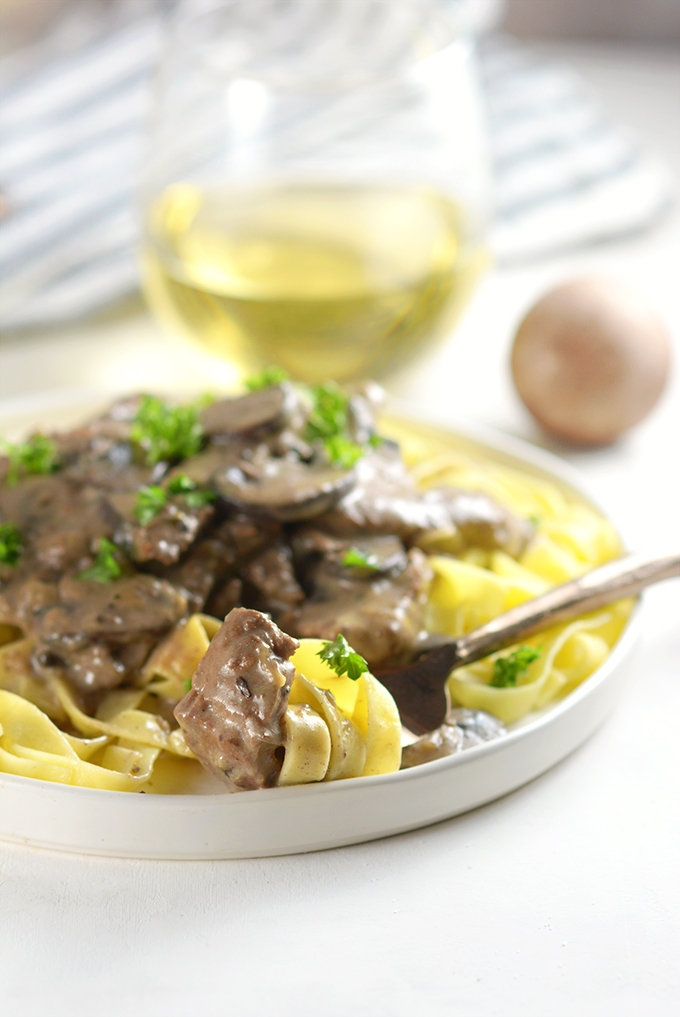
[0,4,673,332]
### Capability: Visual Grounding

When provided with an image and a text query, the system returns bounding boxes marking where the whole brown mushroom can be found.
[511,278,671,445]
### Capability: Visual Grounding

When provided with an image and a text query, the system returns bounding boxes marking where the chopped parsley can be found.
[317,634,370,682]
[183,678,192,694]
[323,433,364,469]
[77,538,122,583]
[130,395,203,465]
[245,366,289,391]
[133,475,215,525]
[2,434,59,486]
[304,382,367,469]
[490,645,542,688]
[0,523,21,566]
[305,383,349,442]
[342,547,381,571]
[166,474,215,509]
[133,485,168,525]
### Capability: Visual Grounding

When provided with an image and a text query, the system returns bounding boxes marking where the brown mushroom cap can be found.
[213,452,357,522]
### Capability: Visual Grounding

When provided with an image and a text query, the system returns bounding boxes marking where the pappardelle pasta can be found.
[0,392,633,794]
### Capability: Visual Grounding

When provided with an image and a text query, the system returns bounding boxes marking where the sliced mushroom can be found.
[200,384,296,438]
[212,445,357,522]
[400,708,506,769]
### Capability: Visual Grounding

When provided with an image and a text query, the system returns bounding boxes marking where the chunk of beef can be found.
[0,474,113,579]
[288,528,432,668]
[107,491,215,566]
[316,441,422,537]
[30,573,187,692]
[0,577,59,635]
[238,539,305,624]
[174,607,298,791]
[204,577,243,620]
[418,488,534,559]
[316,441,534,558]
[152,514,279,612]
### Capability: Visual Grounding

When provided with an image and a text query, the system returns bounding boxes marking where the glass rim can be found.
[160,0,473,89]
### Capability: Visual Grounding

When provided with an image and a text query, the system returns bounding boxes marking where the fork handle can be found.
[456,551,680,668]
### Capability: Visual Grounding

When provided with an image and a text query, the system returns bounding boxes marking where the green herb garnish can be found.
[166,473,216,509]
[133,475,215,525]
[304,383,366,468]
[134,485,168,525]
[2,435,59,486]
[305,383,349,442]
[490,645,542,688]
[245,366,290,391]
[0,523,21,566]
[317,634,370,682]
[195,391,217,409]
[342,547,381,571]
[130,395,203,465]
[183,678,192,694]
[323,433,364,469]
[77,538,122,583]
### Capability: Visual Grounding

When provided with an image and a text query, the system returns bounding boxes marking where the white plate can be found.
[0,391,640,859]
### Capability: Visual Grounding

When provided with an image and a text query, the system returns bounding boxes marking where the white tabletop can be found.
[1,41,679,1017]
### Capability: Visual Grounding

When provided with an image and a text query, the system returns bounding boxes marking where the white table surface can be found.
[1,41,679,1017]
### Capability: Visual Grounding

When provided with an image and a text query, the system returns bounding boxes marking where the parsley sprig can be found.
[77,538,122,583]
[245,366,289,391]
[305,383,349,442]
[324,434,365,469]
[130,395,204,465]
[0,523,22,566]
[490,645,542,688]
[304,382,370,469]
[2,435,59,486]
[133,485,168,525]
[342,547,381,571]
[167,473,216,508]
[317,634,370,682]
[133,475,215,525]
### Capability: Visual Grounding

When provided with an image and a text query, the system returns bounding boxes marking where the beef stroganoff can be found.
[0,380,632,793]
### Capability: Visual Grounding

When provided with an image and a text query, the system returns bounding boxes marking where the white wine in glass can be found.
[141,0,491,385]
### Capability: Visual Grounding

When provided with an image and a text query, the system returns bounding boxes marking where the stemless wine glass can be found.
[140,0,491,386]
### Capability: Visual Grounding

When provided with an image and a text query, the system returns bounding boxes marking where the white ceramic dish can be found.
[0,391,640,859]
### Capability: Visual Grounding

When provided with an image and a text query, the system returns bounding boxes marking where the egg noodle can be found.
[0,419,633,792]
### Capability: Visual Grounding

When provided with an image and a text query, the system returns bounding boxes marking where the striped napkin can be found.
[0,4,673,332]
